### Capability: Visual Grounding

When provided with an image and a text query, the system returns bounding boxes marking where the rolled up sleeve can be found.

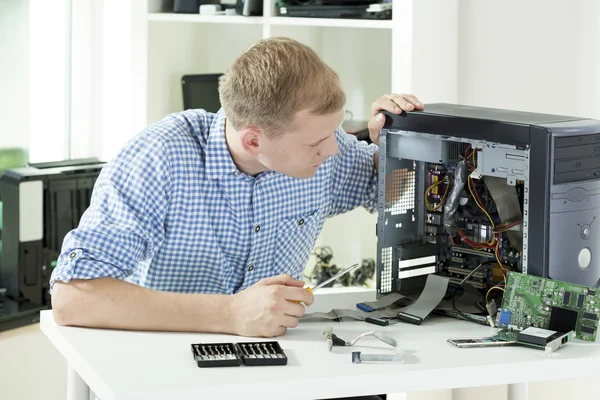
[328,129,378,217]
[49,130,172,290]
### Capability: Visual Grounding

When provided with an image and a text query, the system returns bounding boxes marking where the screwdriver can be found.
[292,263,361,303]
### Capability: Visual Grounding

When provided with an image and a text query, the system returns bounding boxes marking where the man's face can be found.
[257,109,343,179]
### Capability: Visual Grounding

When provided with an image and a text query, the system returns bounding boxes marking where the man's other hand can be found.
[368,93,424,145]
[229,274,314,337]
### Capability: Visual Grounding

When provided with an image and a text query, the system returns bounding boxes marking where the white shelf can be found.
[270,16,392,29]
[148,13,264,25]
[147,12,391,29]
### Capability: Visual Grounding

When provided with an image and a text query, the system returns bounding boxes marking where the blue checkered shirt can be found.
[50,109,378,294]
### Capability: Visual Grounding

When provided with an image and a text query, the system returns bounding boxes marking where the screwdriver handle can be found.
[291,287,313,304]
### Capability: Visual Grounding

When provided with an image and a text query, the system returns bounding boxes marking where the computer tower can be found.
[0,159,104,324]
[376,104,600,314]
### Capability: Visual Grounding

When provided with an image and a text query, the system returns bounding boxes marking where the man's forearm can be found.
[51,278,234,333]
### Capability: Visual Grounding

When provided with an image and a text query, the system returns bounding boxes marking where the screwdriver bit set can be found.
[191,341,288,367]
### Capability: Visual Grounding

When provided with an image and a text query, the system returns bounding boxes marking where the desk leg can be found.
[67,363,90,400]
[507,382,528,400]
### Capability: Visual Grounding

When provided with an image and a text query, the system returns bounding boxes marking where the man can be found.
[50,37,423,338]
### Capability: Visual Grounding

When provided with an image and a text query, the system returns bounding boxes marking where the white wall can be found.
[317,26,392,121]
[457,0,600,119]
[0,0,29,150]
[146,22,263,124]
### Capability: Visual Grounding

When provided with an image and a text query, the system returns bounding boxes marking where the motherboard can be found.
[499,272,599,341]
[423,147,524,306]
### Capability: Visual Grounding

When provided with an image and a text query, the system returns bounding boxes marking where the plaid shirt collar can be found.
[205,109,276,182]
[205,109,238,180]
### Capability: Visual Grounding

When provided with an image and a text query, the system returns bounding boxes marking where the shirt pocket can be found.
[271,208,326,278]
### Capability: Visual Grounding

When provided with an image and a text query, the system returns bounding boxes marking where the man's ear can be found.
[239,127,262,157]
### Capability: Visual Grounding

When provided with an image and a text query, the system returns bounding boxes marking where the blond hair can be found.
[219,37,346,137]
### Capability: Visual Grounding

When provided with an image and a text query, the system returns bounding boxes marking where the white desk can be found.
[40,288,600,400]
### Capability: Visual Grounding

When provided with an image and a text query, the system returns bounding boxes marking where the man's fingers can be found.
[260,274,304,287]
[375,93,424,116]
[268,326,287,337]
[384,93,423,109]
[280,315,300,329]
[371,97,402,117]
[405,94,424,109]
[368,114,385,140]
[368,113,385,130]
[284,286,314,305]
[281,299,307,317]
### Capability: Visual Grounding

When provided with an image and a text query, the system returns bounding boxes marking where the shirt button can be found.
[248,265,254,271]
[298,218,304,226]
[255,225,260,232]
[69,251,77,259]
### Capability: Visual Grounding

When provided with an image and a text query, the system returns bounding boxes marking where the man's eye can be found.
[310,143,320,148]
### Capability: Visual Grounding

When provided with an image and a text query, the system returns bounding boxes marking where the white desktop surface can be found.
[40,287,600,400]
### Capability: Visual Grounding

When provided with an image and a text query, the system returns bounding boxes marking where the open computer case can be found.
[376,103,600,321]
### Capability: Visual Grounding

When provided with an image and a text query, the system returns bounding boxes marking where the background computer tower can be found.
[0,159,104,319]
[376,104,600,304]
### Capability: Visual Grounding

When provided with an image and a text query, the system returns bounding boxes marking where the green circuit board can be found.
[499,272,599,342]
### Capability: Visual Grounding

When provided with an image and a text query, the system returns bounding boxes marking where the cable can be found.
[494,233,509,282]
[458,229,495,249]
[425,175,451,211]
[485,285,505,303]
[464,144,475,169]
[425,180,445,211]
[451,260,497,323]
[493,220,522,233]
[467,178,496,244]
[455,146,497,248]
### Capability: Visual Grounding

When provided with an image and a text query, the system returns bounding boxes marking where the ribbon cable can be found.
[324,327,404,363]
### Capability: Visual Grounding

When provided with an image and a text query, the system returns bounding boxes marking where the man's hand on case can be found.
[368,93,424,145]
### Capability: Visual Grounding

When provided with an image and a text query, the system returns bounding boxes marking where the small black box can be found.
[237,341,288,366]
[191,343,242,367]
[190,341,288,368]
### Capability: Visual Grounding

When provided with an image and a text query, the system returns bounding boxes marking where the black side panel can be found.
[19,241,43,304]
[47,178,78,255]
[377,130,421,297]
[381,103,585,148]
[41,174,96,305]
[0,177,20,299]
[528,125,553,278]
[382,110,530,147]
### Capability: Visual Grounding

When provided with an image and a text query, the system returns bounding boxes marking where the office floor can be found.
[1,322,598,400]
[0,323,67,399]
